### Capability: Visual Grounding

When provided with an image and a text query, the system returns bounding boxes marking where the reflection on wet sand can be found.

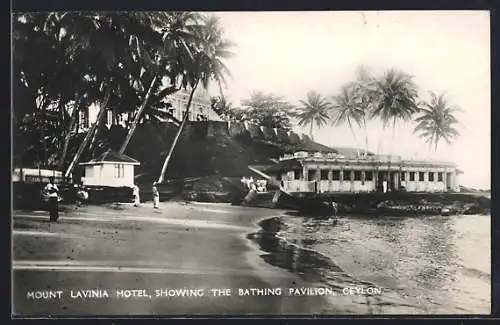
[248,213,490,314]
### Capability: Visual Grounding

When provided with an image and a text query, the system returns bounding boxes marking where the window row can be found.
[296,170,375,181]
[293,170,446,182]
[401,172,444,182]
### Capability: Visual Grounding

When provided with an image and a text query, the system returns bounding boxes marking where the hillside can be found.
[87,121,327,192]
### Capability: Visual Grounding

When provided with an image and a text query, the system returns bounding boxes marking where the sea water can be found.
[256,213,491,314]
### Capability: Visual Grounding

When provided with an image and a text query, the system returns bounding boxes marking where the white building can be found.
[262,149,462,194]
[163,87,223,122]
[79,150,140,188]
[77,86,223,131]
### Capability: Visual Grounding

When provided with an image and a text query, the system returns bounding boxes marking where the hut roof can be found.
[79,149,140,165]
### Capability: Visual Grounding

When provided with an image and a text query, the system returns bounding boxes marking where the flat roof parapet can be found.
[278,152,457,168]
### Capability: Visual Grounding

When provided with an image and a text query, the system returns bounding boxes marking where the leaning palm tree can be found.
[369,68,419,155]
[63,12,140,179]
[294,91,331,141]
[156,15,234,184]
[119,12,203,155]
[331,85,364,156]
[413,91,461,154]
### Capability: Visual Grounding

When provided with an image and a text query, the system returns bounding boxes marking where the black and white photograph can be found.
[11,10,491,316]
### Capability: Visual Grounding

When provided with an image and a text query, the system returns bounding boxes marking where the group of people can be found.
[43,178,90,222]
[133,182,160,209]
[42,178,163,223]
[241,177,267,193]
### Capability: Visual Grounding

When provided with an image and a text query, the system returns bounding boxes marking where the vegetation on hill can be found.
[13,12,463,187]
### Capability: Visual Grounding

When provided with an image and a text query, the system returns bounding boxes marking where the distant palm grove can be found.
[13,12,461,183]
[292,66,461,157]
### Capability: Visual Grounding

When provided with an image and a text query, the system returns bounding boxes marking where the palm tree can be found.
[369,68,419,155]
[413,91,461,154]
[331,85,364,156]
[157,15,234,184]
[294,91,331,141]
[63,12,152,178]
[350,65,375,154]
[119,12,203,155]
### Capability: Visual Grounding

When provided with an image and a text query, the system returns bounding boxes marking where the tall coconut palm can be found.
[294,91,331,141]
[119,12,203,155]
[157,15,234,184]
[349,65,376,154]
[331,85,364,156]
[369,68,419,155]
[63,12,151,178]
[413,91,461,154]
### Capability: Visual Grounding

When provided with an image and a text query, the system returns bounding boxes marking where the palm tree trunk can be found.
[347,118,360,157]
[119,74,159,154]
[390,118,397,157]
[59,96,81,171]
[363,116,369,155]
[56,97,66,153]
[309,122,314,140]
[64,88,111,179]
[38,97,49,167]
[87,108,105,156]
[157,81,199,184]
[75,111,80,134]
[376,125,386,155]
[216,77,225,103]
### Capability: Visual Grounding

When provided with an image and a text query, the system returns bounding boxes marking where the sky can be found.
[213,11,491,189]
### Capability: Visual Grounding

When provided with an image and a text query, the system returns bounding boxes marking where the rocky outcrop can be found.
[327,193,491,216]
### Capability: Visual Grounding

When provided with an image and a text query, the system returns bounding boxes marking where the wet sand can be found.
[12,202,333,316]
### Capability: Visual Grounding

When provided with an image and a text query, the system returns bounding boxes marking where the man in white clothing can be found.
[44,177,59,222]
[133,184,140,207]
[152,182,160,209]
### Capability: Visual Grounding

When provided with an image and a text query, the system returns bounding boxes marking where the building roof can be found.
[79,150,140,165]
[285,140,339,154]
[330,146,375,158]
[259,158,303,173]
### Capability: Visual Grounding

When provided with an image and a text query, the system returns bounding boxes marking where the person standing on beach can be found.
[152,182,160,209]
[133,184,140,207]
[44,177,59,222]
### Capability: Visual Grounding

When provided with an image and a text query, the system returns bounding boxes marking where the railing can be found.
[13,168,68,184]
[283,180,316,193]
[24,175,67,184]
[280,152,405,162]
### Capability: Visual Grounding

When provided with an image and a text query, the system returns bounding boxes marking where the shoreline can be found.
[13,201,489,314]
[13,202,332,315]
[245,214,416,314]
[248,211,491,314]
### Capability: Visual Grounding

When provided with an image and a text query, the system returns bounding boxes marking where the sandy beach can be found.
[12,199,491,316]
[13,201,335,316]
